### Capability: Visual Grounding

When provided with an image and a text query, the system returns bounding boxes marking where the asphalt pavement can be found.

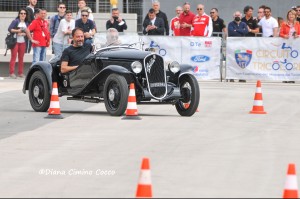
[0,78,300,197]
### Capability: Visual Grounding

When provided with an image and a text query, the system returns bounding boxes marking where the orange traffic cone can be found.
[184,103,199,112]
[45,82,63,119]
[249,80,267,114]
[283,163,298,198]
[122,83,141,120]
[136,157,152,198]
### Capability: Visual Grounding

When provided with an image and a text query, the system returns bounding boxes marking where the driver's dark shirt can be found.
[61,43,92,66]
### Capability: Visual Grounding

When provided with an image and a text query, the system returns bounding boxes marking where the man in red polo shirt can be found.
[179,2,195,36]
[28,8,50,63]
[192,4,212,37]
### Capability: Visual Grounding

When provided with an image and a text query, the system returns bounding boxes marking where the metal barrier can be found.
[212,32,226,82]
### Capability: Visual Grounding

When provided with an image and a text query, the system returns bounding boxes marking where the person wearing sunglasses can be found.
[8,8,38,78]
[191,4,212,37]
[257,6,278,37]
[210,8,226,38]
[75,9,96,44]
[75,0,94,21]
[49,3,66,41]
[49,3,66,54]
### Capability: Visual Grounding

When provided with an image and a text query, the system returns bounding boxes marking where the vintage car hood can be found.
[97,48,151,60]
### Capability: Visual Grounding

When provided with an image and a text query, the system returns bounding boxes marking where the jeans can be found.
[53,42,63,59]
[33,46,46,63]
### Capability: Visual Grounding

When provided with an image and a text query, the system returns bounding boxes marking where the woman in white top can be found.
[53,10,75,58]
[8,8,38,78]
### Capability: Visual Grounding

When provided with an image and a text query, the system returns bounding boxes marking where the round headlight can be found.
[168,61,180,73]
[131,61,143,74]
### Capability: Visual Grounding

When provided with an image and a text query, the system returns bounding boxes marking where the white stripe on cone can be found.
[49,101,60,108]
[253,100,263,106]
[138,170,151,185]
[285,175,298,190]
[127,102,137,109]
[129,89,135,97]
[256,88,262,93]
[52,88,58,95]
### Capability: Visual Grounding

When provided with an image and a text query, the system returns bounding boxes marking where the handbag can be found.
[4,32,17,56]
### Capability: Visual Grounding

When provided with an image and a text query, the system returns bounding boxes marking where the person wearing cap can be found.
[143,8,165,35]
[241,5,259,37]
[106,8,127,32]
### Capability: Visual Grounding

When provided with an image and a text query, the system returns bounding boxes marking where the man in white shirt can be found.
[53,10,75,58]
[258,6,278,37]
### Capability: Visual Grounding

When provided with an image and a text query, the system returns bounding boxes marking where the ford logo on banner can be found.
[191,55,210,62]
[235,49,252,68]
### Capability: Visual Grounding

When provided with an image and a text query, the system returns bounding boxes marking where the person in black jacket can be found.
[26,0,37,24]
[143,8,165,35]
[144,0,169,35]
[106,8,127,32]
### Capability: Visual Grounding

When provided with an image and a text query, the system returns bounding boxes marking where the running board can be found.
[67,97,102,103]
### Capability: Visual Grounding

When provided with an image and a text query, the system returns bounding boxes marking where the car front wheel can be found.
[28,71,51,112]
[175,74,200,116]
[103,74,129,116]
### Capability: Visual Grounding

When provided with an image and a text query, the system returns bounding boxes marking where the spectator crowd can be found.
[6,0,300,80]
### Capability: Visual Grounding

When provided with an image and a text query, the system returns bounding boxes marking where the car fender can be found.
[22,61,53,94]
[179,64,194,78]
[94,65,134,85]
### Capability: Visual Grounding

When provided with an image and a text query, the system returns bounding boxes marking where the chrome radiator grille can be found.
[144,54,167,99]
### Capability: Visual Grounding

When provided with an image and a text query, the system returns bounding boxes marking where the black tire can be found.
[28,71,51,112]
[103,74,129,116]
[175,74,200,116]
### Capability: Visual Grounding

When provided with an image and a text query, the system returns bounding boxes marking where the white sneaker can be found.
[9,74,16,79]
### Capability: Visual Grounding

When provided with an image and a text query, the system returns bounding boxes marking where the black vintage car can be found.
[22,39,200,117]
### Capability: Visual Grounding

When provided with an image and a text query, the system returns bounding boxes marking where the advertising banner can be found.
[226,37,300,81]
[141,36,222,80]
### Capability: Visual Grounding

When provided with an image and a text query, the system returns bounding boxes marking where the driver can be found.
[105,28,121,46]
[60,27,92,73]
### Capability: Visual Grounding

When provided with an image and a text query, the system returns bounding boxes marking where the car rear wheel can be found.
[175,74,200,116]
[28,71,51,112]
[103,74,129,116]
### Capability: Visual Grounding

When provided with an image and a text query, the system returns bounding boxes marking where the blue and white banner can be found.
[141,36,222,80]
[226,37,300,81]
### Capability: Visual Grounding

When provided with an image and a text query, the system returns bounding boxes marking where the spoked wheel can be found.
[28,71,51,112]
[103,74,129,116]
[175,74,200,116]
